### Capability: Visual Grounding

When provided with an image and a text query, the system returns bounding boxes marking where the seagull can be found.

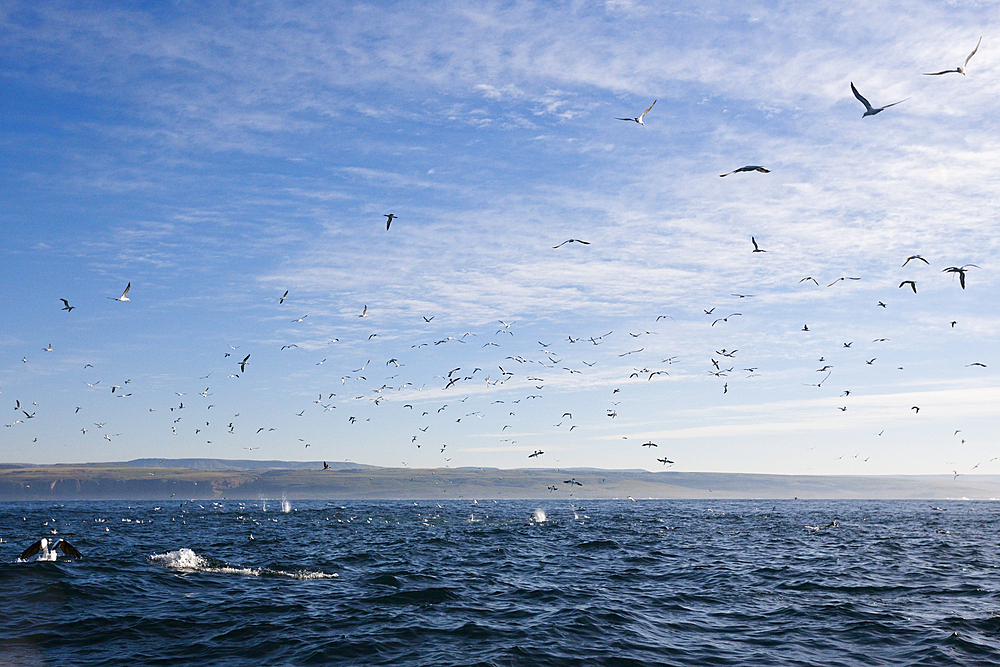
[827,276,860,287]
[799,277,819,285]
[912,406,920,413]
[358,305,367,317]
[657,457,674,465]
[60,299,75,312]
[279,290,288,304]
[720,166,770,177]
[942,265,979,289]
[899,280,917,293]
[528,450,544,458]
[553,239,591,248]
[924,37,982,76]
[323,461,330,470]
[19,538,82,561]
[384,214,397,230]
[851,82,908,117]
[239,354,250,372]
[902,255,929,267]
[751,237,766,253]
[110,282,131,301]
[616,100,656,125]
[641,441,658,448]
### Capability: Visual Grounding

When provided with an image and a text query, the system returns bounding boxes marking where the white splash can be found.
[150,548,338,579]
[281,496,291,513]
[531,508,547,523]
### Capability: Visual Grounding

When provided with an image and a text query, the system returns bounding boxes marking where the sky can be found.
[2,0,1000,476]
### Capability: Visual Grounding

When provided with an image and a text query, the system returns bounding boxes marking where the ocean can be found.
[2,499,999,666]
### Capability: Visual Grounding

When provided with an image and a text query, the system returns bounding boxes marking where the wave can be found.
[149,548,338,579]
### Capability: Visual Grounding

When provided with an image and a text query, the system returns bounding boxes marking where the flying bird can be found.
[617,100,656,125]
[924,37,982,76]
[553,239,591,248]
[899,280,917,293]
[279,290,288,304]
[751,237,766,253]
[60,299,75,312]
[239,354,250,372]
[384,213,397,230]
[902,255,929,267]
[110,282,131,301]
[942,265,979,289]
[851,82,908,117]
[720,166,770,177]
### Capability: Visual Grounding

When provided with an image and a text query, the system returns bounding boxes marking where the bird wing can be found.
[19,540,44,560]
[56,540,83,559]
[881,98,909,109]
[639,100,656,119]
[851,82,873,111]
[615,117,634,121]
[964,37,982,67]
[122,282,130,297]
[923,69,958,75]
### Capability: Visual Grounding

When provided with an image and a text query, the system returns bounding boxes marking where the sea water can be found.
[2,499,999,665]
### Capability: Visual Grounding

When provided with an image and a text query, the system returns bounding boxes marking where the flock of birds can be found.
[4,36,994,496]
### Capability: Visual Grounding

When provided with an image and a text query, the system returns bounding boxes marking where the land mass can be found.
[0,459,997,500]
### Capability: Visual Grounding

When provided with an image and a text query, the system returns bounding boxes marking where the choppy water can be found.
[2,499,1000,666]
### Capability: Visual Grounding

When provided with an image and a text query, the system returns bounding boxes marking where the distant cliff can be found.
[0,460,998,500]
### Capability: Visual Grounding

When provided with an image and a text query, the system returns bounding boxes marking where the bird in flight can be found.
[553,239,590,248]
[942,264,979,289]
[641,441,658,448]
[528,450,544,458]
[657,457,674,465]
[751,237,766,253]
[902,255,929,267]
[279,290,288,304]
[799,277,819,285]
[359,305,367,317]
[827,276,860,287]
[851,82,908,117]
[899,280,917,293]
[384,214,397,230]
[924,37,982,76]
[239,354,250,372]
[616,100,656,125]
[720,166,770,177]
[60,299,75,312]
[110,282,131,301]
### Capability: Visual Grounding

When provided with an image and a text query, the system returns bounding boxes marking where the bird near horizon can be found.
[924,37,982,76]
[720,166,770,177]
[110,282,130,301]
[851,82,908,117]
[384,213,397,230]
[616,100,656,125]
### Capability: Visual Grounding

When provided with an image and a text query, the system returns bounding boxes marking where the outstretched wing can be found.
[639,99,656,120]
[56,540,83,559]
[964,36,982,68]
[19,540,44,560]
[850,82,873,112]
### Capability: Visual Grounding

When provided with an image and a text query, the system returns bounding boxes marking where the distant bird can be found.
[60,299,75,312]
[239,354,250,372]
[967,362,987,368]
[924,37,982,76]
[528,450,544,458]
[657,457,674,465]
[423,316,434,322]
[110,282,131,301]
[553,239,591,248]
[902,255,929,267]
[899,280,917,293]
[641,441,658,448]
[711,313,741,326]
[616,100,656,125]
[802,324,810,331]
[279,290,288,304]
[827,276,860,287]
[292,315,307,322]
[720,166,770,177]
[851,82,908,117]
[43,343,52,352]
[384,214,397,230]
[358,305,368,317]
[799,277,819,285]
[563,478,583,486]
[942,264,979,289]
[877,301,886,308]
[322,461,330,470]
[751,237,766,253]
[912,406,920,413]
[19,538,82,561]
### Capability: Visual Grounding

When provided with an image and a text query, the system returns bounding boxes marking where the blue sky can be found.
[3,1,999,475]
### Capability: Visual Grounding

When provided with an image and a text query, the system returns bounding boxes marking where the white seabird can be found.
[616,100,656,125]
[19,537,83,561]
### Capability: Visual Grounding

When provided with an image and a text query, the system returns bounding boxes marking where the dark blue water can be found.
[2,499,1000,666]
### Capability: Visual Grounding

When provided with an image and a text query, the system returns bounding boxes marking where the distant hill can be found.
[0,459,998,500]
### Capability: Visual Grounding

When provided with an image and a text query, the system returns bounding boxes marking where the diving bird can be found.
[60,299,75,312]
[616,100,656,125]
[851,82,908,117]
[942,264,979,289]
[751,237,766,253]
[110,282,131,301]
[384,213,397,230]
[19,538,83,561]
[924,37,982,76]
[720,166,770,177]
